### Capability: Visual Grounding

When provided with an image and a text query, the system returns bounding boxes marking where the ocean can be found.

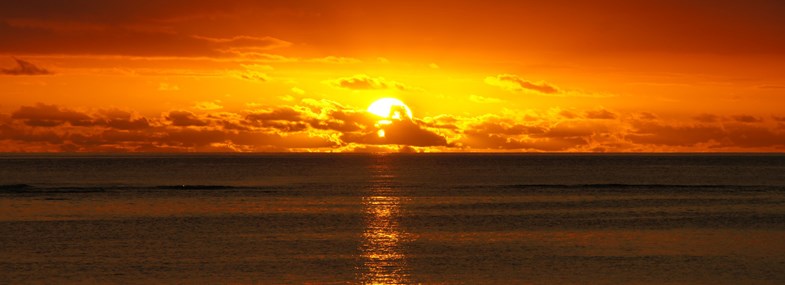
[1,153,784,284]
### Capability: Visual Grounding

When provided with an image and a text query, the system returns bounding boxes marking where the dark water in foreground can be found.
[1,153,785,284]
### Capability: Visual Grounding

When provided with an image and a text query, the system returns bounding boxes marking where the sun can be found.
[367,98,413,120]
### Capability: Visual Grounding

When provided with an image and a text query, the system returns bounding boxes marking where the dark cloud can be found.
[246,107,302,122]
[308,109,375,133]
[342,119,447,147]
[238,71,269,82]
[245,107,308,132]
[693,113,719,123]
[193,35,290,49]
[2,0,785,57]
[485,74,558,94]
[166,111,208,127]
[536,121,605,138]
[0,11,289,57]
[3,102,784,152]
[0,58,52,75]
[584,109,617,120]
[0,123,62,144]
[465,117,545,136]
[721,124,785,148]
[732,115,763,123]
[627,121,725,146]
[460,132,588,151]
[638,112,658,120]
[96,109,150,130]
[420,115,460,131]
[559,110,579,119]
[11,103,92,126]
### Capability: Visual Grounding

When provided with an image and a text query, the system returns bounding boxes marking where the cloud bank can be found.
[2,101,784,152]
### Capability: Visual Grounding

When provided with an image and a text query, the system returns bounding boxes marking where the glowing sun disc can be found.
[367,98,413,119]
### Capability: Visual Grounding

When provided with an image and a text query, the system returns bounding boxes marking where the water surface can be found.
[1,153,785,284]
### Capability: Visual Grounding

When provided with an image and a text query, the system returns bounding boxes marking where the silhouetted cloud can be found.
[3,102,785,152]
[585,109,617,120]
[721,124,785,148]
[693,113,719,123]
[342,119,448,147]
[732,115,763,123]
[627,121,725,146]
[11,103,91,126]
[245,107,308,132]
[638,112,658,120]
[485,74,558,94]
[1,58,52,75]
[166,111,208,127]
[95,109,151,130]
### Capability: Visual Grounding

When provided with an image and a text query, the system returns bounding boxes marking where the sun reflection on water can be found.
[358,156,411,285]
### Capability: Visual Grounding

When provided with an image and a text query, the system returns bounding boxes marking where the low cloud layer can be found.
[1,101,784,152]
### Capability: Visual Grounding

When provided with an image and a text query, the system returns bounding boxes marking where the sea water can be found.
[1,153,784,284]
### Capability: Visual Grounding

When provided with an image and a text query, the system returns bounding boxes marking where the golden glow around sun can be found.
[367,98,413,120]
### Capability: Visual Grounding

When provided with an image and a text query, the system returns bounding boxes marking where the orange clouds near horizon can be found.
[1,0,784,152]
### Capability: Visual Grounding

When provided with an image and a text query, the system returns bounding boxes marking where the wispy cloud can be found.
[1,59,52,75]
[326,74,412,91]
[485,74,558,94]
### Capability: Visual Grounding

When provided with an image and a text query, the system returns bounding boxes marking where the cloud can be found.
[234,64,271,82]
[245,107,308,132]
[1,58,52,75]
[464,116,545,136]
[192,35,291,49]
[194,100,223,111]
[693,113,719,123]
[638,112,658,120]
[0,7,290,58]
[627,121,725,147]
[469,94,503,104]
[326,74,410,91]
[585,109,617,120]
[166,110,208,127]
[485,74,558,94]
[457,115,608,151]
[732,115,763,123]
[238,71,269,82]
[342,119,448,147]
[308,56,362,64]
[11,103,92,126]
[95,109,150,130]
[158,83,180,91]
[3,102,785,152]
[721,124,785,148]
[291,87,305,95]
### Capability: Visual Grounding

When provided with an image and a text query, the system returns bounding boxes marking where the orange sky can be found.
[1,0,784,152]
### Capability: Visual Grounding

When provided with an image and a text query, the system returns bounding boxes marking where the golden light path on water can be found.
[357,155,411,284]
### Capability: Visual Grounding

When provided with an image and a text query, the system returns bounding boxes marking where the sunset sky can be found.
[1,0,784,152]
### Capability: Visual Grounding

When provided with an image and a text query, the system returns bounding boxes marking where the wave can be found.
[155,185,241,190]
[446,183,785,193]
[0,184,33,192]
[510,183,768,188]
[0,184,277,194]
